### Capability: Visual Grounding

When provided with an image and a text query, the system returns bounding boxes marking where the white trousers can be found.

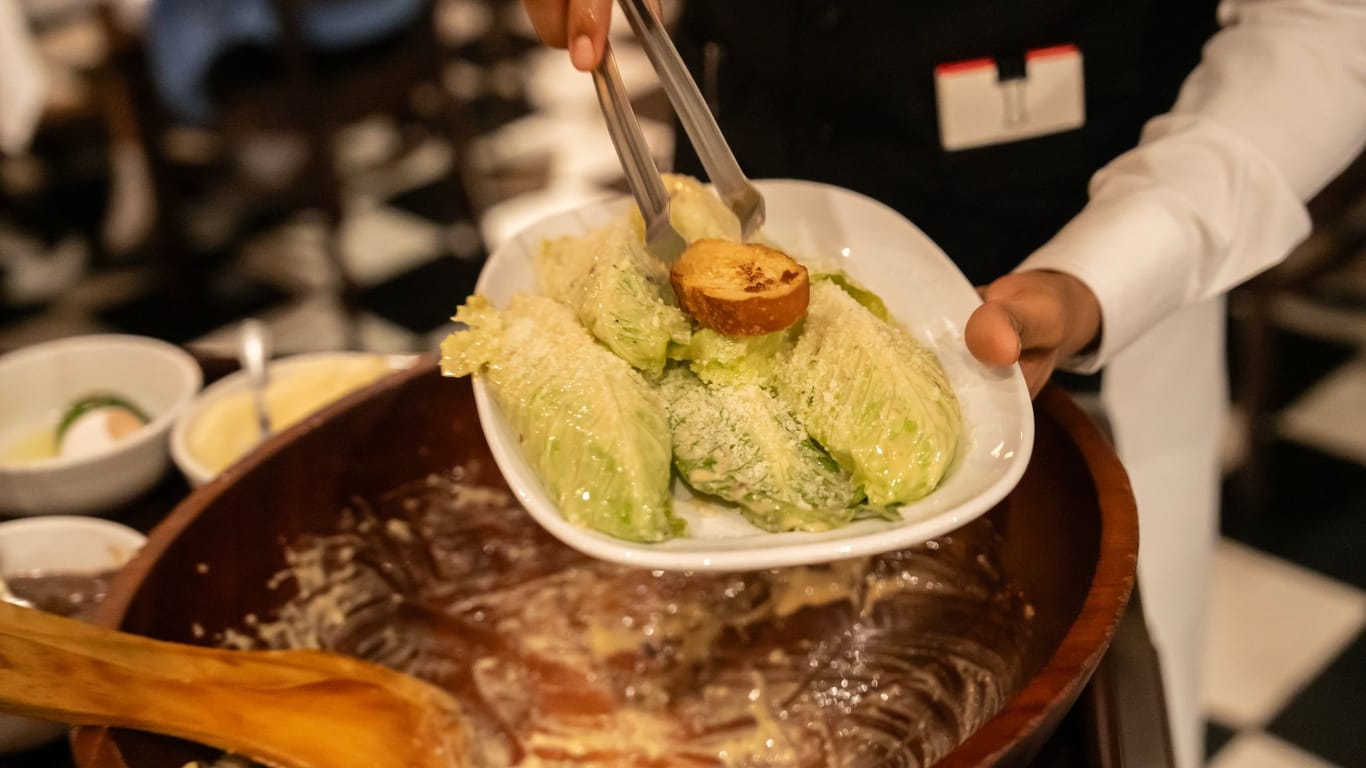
[1103,297,1227,768]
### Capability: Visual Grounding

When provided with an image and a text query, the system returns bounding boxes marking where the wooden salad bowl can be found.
[72,359,1137,767]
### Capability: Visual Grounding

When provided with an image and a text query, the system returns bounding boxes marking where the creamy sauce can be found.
[188,356,391,473]
[220,469,1034,767]
[0,422,58,463]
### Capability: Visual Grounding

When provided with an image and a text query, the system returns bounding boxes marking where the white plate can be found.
[472,179,1034,571]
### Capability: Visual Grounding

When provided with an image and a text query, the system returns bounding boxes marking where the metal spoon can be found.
[238,318,274,441]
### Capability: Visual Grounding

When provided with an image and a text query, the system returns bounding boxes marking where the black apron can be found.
[672,0,1219,287]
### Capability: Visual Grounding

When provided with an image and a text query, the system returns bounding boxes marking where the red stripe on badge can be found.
[1027,44,1080,61]
[935,57,996,76]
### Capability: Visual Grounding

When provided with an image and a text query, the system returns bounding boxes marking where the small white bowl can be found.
[0,515,146,753]
[170,351,415,487]
[0,335,202,516]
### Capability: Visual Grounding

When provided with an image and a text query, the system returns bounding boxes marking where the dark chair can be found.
[1231,151,1366,520]
[99,0,485,343]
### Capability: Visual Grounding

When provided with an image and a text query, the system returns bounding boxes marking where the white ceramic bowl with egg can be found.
[170,351,414,487]
[0,515,146,752]
[0,335,202,516]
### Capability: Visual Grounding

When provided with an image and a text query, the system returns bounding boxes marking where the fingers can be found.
[964,302,1021,367]
[968,306,1058,397]
[523,0,571,47]
[966,276,1067,362]
[568,0,613,70]
[965,272,1080,399]
[522,0,613,69]
[965,295,1060,396]
[1018,350,1060,397]
[986,277,1070,353]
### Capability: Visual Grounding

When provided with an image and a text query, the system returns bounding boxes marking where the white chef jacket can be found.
[1021,2,1366,766]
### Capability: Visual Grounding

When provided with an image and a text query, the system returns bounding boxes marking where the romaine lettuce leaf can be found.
[813,272,889,321]
[775,281,961,506]
[442,295,682,542]
[664,174,743,243]
[630,174,742,244]
[659,367,864,532]
[667,327,793,386]
[538,219,690,375]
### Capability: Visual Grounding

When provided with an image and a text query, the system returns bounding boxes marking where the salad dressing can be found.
[0,423,57,463]
[218,469,1034,767]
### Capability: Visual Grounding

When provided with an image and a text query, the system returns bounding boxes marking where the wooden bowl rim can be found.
[939,385,1138,766]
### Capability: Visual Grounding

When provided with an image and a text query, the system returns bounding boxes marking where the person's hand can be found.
[964,270,1102,397]
[522,0,614,71]
[522,1,665,70]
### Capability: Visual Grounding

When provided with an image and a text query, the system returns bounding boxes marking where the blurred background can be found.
[0,0,1361,765]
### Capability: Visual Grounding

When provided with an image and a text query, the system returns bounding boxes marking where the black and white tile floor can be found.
[0,1,1361,765]
[1206,311,1366,767]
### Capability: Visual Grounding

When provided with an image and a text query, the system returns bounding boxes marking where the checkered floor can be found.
[1,1,1362,765]
[1206,308,1366,768]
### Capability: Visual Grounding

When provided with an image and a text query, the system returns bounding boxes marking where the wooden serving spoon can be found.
[0,601,469,768]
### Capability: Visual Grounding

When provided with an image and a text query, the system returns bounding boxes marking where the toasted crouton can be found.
[669,239,810,336]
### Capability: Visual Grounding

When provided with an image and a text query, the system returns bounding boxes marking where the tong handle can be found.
[592,42,687,260]
[618,0,765,238]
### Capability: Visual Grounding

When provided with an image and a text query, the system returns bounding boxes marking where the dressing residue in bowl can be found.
[218,468,1034,767]
[4,568,114,618]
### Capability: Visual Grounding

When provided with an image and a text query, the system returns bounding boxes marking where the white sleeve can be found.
[1019,0,1366,372]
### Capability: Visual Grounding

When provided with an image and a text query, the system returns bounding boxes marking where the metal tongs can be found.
[592,0,765,261]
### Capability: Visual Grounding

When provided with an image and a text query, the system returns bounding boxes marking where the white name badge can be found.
[935,45,1086,151]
